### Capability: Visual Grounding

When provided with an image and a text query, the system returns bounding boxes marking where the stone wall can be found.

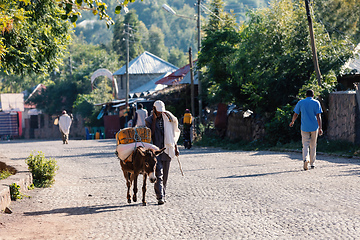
[221,91,360,144]
[327,91,360,143]
[0,154,33,211]
[226,110,265,141]
[23,114,86,140]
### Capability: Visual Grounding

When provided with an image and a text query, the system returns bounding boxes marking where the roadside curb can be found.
[0,154,33,212]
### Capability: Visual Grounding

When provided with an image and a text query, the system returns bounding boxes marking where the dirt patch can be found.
[0,190,87,240]
[0,161,17,175]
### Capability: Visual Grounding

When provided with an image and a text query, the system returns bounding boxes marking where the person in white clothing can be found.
[133,103,148,127]
[58,110,72,144]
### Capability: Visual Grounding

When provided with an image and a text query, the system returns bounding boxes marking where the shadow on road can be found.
[23,203,145,216]
[218,169,300,179]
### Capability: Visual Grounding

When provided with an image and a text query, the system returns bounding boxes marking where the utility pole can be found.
[197,0,202,123]
[305,0,328,124]
[125,23,130,109]
[124,23,130,127]
[305,0,322,86]
[68,56,72,77]
[189,47,195,116]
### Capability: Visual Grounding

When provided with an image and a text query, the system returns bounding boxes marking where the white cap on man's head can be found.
[154,100,166,112]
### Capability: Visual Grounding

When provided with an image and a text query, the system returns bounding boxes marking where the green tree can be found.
[30,80,78,114]
[199,0,354,114]
[0,71,52,94]
[74,20,113,45]
[1,0,71,75]
[198,0,240,104]
[112,10,144,62]
[147,25,168,60]
[73,79,113,126]
[168,47,188,67]
[313,0,360,43]
[29,36,118,115]
[231,0,354,113]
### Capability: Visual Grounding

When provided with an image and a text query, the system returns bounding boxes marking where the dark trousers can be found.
[61,131,68,144]
[154,159,171,200]
[183,124,191,141]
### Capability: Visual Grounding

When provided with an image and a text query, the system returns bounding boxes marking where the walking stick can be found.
[177,156,184,176]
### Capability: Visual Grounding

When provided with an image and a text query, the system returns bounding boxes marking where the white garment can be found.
[162,111,180,159]
[59,114,72,135]
[116,142,159,161]
[135,109,148,127]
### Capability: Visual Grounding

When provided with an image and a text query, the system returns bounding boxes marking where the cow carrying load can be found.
[116,142,159,161]
[115,127,157,162]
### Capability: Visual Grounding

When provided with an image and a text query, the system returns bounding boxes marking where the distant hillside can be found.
[74,0,268,52]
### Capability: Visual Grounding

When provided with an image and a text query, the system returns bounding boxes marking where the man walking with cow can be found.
[146,100,180,205]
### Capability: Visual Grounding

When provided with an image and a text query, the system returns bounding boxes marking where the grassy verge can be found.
[194,134,360,158]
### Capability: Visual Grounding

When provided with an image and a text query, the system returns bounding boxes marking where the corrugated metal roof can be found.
[180,62,198,84]
[113,51,178,76]
[155,61,197,85]
[131,72,170,94]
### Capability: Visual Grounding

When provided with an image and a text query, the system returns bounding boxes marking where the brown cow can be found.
[117,146,165,206]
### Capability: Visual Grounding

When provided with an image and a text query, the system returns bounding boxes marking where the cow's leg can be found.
[125,172,132,203]
[132,173,138,202]
[142,173,147,206]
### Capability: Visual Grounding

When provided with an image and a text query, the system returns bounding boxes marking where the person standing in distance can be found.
[58,110,72,144]
[289,90,323,170]
[181,109,193,149]
[145,100,180,205]
[133,103,148,127]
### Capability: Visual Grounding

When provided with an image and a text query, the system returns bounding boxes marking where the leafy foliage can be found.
[313,0,360,43]
[55,0,115,27]
[168,47,188,68]
[9,183,22,200]
[27,37,118,115]
[264,104,301,145]
[112,10,144,62]
[26,151,59,188]
[147,25,169,61]
[74,20,113,45]
[73,79,113,126]
[30,80,79,115]
[199,0,354,115]
[198,0,240,104]
[0,169,13,180]
[1,0,71,75]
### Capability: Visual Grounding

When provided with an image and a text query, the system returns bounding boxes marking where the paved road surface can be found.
[0,139,360,239]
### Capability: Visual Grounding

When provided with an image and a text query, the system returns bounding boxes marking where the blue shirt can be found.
[294,97,322,132]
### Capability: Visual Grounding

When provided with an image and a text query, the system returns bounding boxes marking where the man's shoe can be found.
[311,165,315,169]
[303,160,309,170]
[158,199,165,205]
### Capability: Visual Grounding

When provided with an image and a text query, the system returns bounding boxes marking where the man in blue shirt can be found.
[289,90,323,170]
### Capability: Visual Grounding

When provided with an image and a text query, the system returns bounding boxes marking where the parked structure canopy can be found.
[113,51,178,76]
[155,61,198,85]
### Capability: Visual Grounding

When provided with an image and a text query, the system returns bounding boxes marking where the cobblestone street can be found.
[1,139,360,239]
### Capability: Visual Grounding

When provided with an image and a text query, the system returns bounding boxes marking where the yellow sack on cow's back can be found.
[116,127,151,145]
